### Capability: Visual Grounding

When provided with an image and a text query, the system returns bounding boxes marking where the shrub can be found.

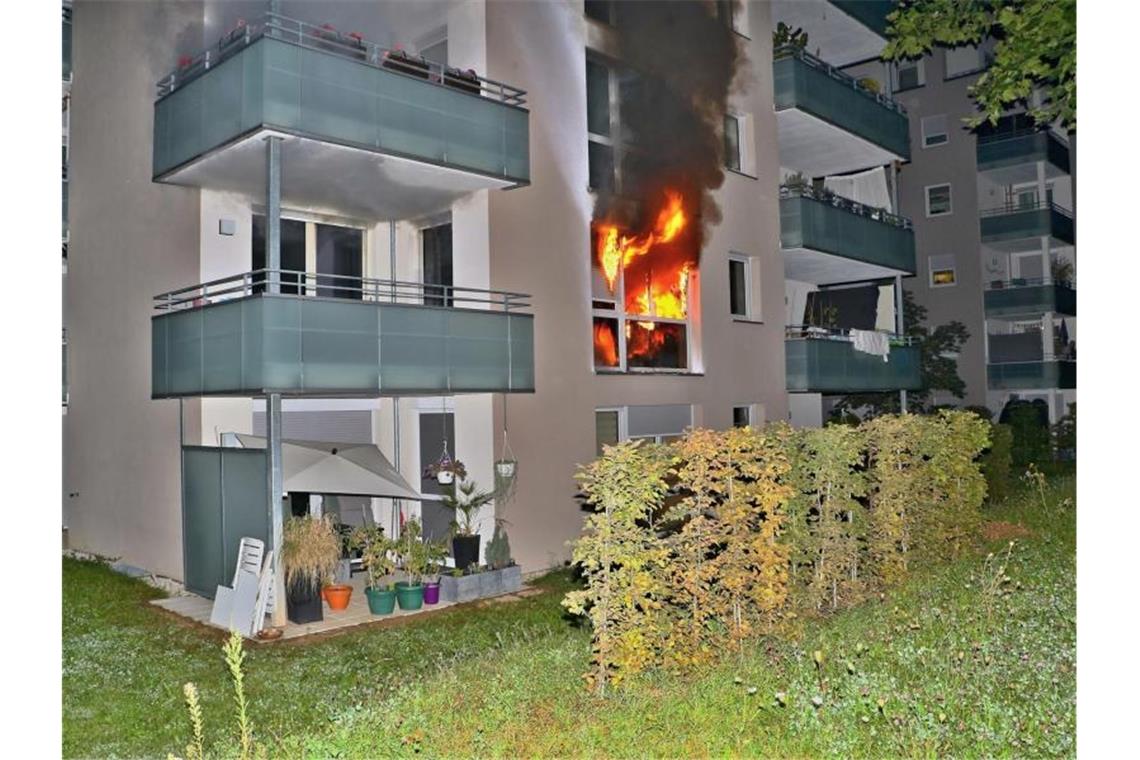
[981,423,1013,504]
[1002,400,1052,467]
[914,410,990,563]
[1052,402,1076,460]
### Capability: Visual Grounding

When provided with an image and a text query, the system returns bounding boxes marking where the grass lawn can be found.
[64,476,1074,758]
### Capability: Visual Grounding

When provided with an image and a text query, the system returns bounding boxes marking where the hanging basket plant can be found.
[424,440,466,485]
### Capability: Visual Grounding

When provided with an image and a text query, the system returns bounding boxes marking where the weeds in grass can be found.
[979,541,1016,624]
[176,683,204,760]
[1022,463,1049,511]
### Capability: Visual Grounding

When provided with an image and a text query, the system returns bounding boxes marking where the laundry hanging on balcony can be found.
[850,329,891,361]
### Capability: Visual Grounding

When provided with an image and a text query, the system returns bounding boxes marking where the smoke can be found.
[592,0,744,252]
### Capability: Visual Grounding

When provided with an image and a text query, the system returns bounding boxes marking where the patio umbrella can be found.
[1058,318,1070,346]
[232,434,426,501]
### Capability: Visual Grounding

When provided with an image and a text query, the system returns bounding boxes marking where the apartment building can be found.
[63,1,916,596]
[846,38,1076,422]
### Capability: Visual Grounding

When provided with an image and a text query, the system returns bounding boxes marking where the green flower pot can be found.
[365,586,397,615]
[394,581,425,611]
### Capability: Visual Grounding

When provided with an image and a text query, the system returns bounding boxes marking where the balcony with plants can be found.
[784,325,922,393]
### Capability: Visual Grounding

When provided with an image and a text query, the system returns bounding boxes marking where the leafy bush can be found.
[1002,400,1052,467]
[981,423,1014,504]
[1052,402,1076,460]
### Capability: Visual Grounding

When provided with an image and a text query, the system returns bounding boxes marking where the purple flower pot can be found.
[423,582,441,605]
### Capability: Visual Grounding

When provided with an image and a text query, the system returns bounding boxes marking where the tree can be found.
[832,290,969,418]
[883,0,1076,129]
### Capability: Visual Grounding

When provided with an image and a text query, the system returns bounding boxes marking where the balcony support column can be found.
[1042,311,1056,361]
[894,274,908,413]
[265,133,286,628]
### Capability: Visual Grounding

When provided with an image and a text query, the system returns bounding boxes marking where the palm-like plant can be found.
[440,480,494,537]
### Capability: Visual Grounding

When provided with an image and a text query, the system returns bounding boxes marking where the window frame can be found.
[925,183,953,217]
[929,254,958,288]
[893,58,925,92]
[728,254,752,319]
[921,114,949,148]
[732,405,752,428]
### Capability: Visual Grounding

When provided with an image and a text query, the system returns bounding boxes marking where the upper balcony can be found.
[153,13,529,221]
[976,115,1070,185]
[987,360,1076,391]
[984,278,1076,319]
[785,327,922,394]
[151,271,535,399]
[979,200,1075,252]
[773,46,910,177]
[779,185,916,286]
[770,1,893,66]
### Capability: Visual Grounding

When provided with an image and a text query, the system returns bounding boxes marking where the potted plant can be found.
[395,517,430,611]
[424,457,466,486]
[441,480,493,570]
[281,515,341,624]
[423,540,449,605]
[350,524,397,615]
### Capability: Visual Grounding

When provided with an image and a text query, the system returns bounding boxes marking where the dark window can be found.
[733,406,751,428]
[595,410,620,456]
[729,258,748,316]
[422,223,453,307]
[588,141,614,192]
[419,413,457,541]
[316,223,363,299]
[586,59,611,137]
[584,0,613,25]
[724,115,741,171]
[251,216,306,295]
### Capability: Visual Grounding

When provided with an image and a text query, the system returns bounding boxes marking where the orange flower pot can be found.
[323,584,353,611]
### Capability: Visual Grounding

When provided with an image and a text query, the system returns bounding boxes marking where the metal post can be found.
[390,221,402,537]
[895,273,908,414]
[265,134,286,626]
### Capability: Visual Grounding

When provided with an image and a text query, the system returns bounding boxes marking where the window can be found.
[586,57,615,191]
[422,223,453,307]
[252,216,363,298]
[595,409,620,456]
[251,216,307,294]
[729,255,750,318]
[921,114,948,148]
[732,405,751,428]
[724,114,741,172]
[925,183,952,217]
[597,405,692,452]
[1010,182,1054,209]
[944,45,983,79]
[893,59,924,92]
[584,0,614,25]
[929,254,957,287]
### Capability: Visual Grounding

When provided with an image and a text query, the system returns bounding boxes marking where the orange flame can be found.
[593,321,619,367]
[596,191,688,293]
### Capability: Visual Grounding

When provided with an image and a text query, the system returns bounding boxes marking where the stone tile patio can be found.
[151,572,541,642]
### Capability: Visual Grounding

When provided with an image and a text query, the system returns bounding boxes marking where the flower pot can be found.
[365,586,397,615]
[287,582,323,625]
[324,584,353,611]
[495,460,516,479]
[423,581,441,605]
[436,470,454,485]
[452,535,480,571]
[395,581,425,611]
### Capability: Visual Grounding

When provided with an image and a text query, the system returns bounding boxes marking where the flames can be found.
[593,189,697,369]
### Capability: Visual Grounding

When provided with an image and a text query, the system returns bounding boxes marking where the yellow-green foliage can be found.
[915,410,990,563]
[562,440,674,696]
[785,424,868,612]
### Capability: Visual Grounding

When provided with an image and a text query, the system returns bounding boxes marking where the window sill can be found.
[892,83,925,94]
[944,69,986,82]
[732,317,764,325]
[594,369,705,377]
[725,167,758,181]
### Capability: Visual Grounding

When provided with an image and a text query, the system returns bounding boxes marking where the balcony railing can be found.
[152,270,535,398]
[152,11,530,183]
[987,360,1076,390]
[157,13,526,106]
[779,185,916,275]
[979,200,1075,246]
[784,326,922,393]
[983,277,1076,317]
[773,45,910,161]
[976,127,1071,175]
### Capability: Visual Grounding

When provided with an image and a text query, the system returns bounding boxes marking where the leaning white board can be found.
[229,569,261,637]
[209,585,234,628]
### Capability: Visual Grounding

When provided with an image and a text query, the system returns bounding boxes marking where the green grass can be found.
[64,477,1075,758]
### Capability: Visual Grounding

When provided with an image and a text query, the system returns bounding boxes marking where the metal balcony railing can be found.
[156,12,527,107]
[154,269,532,313]
[779,184,913,230]
[784,325,918,346]
[773,45,907,116]
[979,199,1073,219]
[984,276,1076,290]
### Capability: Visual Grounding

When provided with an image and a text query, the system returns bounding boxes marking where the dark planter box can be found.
[499,564,522,593]
[286,583,323,624]
[439,566,523,604]
[439,573,483,604]
[445,67,481,95]
[383,51,430,80]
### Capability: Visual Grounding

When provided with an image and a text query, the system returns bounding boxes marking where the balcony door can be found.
[251,216,363,299]
[422,223,453,307]
[418,412,456,542]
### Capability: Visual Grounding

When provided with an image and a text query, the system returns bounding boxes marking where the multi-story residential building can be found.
[847,36,1076,423]
[63,1,918,604]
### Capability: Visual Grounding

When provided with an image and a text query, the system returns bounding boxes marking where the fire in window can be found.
[591,190,697,371]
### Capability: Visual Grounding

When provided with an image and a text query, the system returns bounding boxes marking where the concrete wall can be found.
[64,0,204,577]
[483,0,787,571]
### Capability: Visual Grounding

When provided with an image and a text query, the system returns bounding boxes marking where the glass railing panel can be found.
[785,334,922,393]
[780,188,916,273]
[299,298,381,390]
[378,304,451,392]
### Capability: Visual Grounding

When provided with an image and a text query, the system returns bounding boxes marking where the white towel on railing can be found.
[851,329,890,361]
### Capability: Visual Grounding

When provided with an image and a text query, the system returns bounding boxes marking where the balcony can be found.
[785,327,922,393]
[984,279,1076,318]
[769,1,892,66]
[976,115,1070,185]
[153,13,529,221]
[987,361,1076,391]
[151,271,535,399]
[773,46,910,177]
[979,201,1074,252]
[780,185,916,285]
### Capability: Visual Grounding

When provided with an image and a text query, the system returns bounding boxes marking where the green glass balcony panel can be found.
[980,205,1074,246]
[976,131,1070,175]
[829,1,894,37]
[780,195,916,274]
[984,282,1076,318]
[152,294,535,397]
[773,51,910,160]
[785,339,921,393]
[154,36,529,184]
[987,361,1075,390]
